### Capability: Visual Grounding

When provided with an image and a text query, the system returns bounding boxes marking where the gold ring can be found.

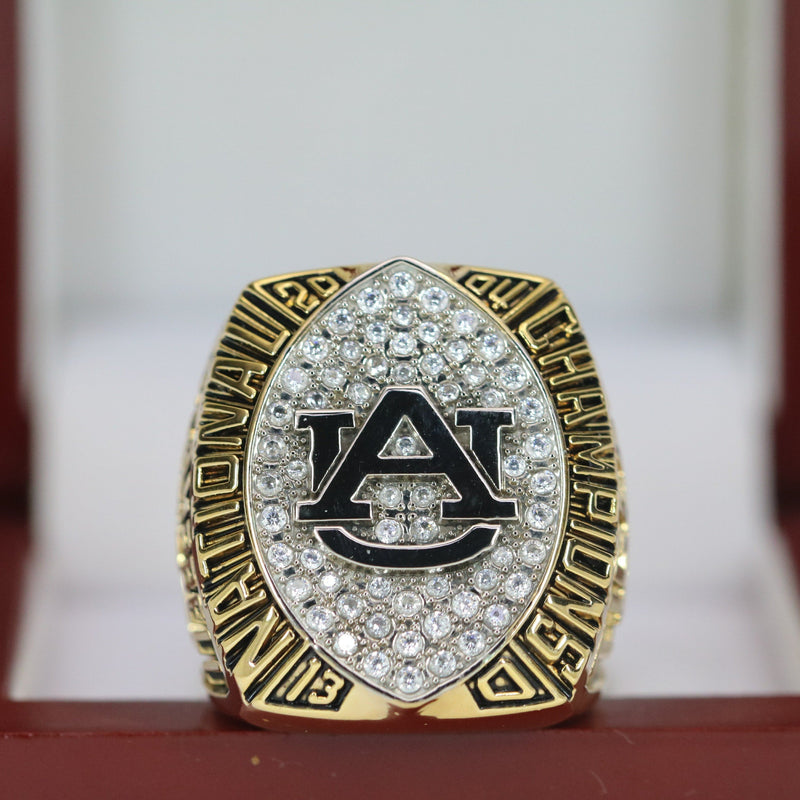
[177,257,627,730]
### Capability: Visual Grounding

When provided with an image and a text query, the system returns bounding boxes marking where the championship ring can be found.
[177,257,627,730]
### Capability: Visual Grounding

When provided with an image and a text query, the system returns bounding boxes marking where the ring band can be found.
[177,257,627,731]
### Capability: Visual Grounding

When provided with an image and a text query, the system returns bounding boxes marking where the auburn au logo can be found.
[296,387,517,569]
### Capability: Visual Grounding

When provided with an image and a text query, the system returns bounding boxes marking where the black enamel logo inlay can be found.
[297,387,516,568]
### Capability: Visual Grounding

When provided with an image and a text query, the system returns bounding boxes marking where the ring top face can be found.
[245,259,566,703]
[180,256,626,730]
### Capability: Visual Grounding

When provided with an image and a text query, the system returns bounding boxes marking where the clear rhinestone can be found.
[334,631,358,656]
[444,338,470,364]
[500,363,527,390]
[285,576,312,602]
[452,309,479,335]
[484,603,512,630]
[393,590,423,617]
[522,538,548,566]
[255,471,282,498]
[457,629,486,657]
[478,331,506,362]
[259,504,288,533]
[304,390,326,409]
[503,455,528,479]
[420,286,450,313]
[306,606,335,633]
[410,516,438,543]
[365,613,393,640]
[480,387,505,407]
[422,611,453,641]
[519,396,546,423]
[410,485,436,507]
[463,362,487,387]
[389,332,416,357]
[301,335,329,362]
[524,432,554,460]
[395,665,424,695]
[337,593,365,621]
[322,366,346,389]
[391,363,417,384]
[428,650,457,678]
[357,286,386,314]
[375,518,404,544]
[393,630,424,658]
[389,270,417,298]
[266,402,291,427]
[367,576,393,600]
[286,459,308,481]
[491,546,514,568]
[267,542,293,569]
[300,547,325,571]
[474,568,499,592]
[366,321,389,344]
[417,321,441,344]
[318,571,342,594]
[531,469,558,495]
[364,355,388,378]
[505,572,533,601]
[363,650,391,679]
[378,485,403,507]
[452,591,481,620]
[436,382,460,404]
[391,304,415,327]
[526,502,556,530]
[419,352,445,377]
[425,576,450,599]
[346,382,372,406]
[258,433,286,462]
[394,435,420,456]
[282,366,310,394]
[327,307,355,335]
[340,339,363,362]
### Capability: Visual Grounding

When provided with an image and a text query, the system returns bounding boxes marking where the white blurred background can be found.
[12,0,800,699]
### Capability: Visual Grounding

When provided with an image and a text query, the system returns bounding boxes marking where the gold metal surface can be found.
[177,258,627,731]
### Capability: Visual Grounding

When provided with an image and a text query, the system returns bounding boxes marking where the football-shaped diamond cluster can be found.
[246,261,564,701]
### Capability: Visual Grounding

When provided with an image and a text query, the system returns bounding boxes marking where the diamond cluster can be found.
[246,260,565,701]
